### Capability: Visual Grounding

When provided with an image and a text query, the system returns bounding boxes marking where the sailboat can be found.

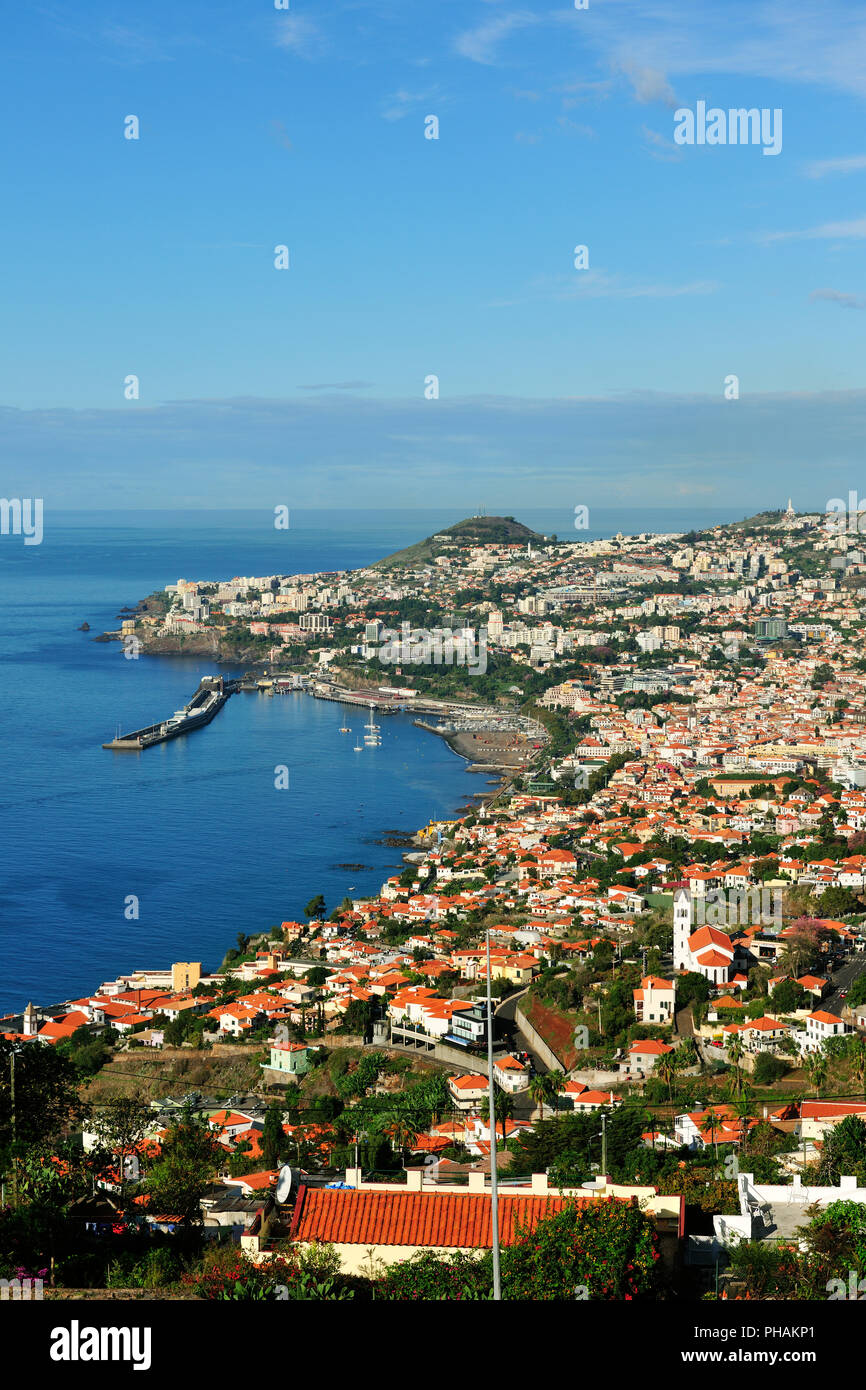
[340,725,351,733]
[354,741,363,751]
[363,703,381,747]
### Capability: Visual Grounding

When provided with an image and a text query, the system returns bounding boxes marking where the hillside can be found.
[374,515,545,570]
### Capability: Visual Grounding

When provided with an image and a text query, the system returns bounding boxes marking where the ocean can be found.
[0,505,745,1013]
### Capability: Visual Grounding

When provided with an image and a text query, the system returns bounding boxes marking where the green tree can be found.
[727,1037,746,1100]
[676,973,711,1009]
[90,1096,153,1211]
[528,1073,557,1121]
[811,662,834,689]
[850,1035,866,1103]
[481,1091,515,1136]
[655,1053,676,1105]
[378,1196,660,1300]
[752,1053,789,1086]
[770,978,807,1012]
[674,1038,698,1071]
[262,1102,286,1168]
[698,1111,721,1160]
[805,1050,828,1099]
[0,1039,84,1192]
[385,1117,418,1157]
[817,886,858,919]
[304,895,326,921]
[818,1115,866,1185]
[144,1104,222,1237]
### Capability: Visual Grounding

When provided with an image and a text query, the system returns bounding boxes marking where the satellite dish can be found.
[275,1164,296,1204]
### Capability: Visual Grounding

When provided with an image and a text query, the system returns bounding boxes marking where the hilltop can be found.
[373,515,545,570]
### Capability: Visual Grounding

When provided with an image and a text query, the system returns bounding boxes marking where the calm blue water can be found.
[0,506,743,1013]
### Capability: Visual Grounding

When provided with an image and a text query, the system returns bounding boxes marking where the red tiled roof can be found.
[290,1188,575,1248]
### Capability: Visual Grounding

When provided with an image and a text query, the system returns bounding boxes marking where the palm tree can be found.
[805,1050,828,1099]
[386,1118,417,1159]
[546,1071,566,1114]
[850,1036,866,1103]
[727,1036,746,1099]
[529,1073,555,1121]
[656,1054,676,1105]
[481,1091,514,1138]
[698,1109,720,1160]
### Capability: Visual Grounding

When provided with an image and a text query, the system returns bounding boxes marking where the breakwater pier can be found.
[102,676,238,750]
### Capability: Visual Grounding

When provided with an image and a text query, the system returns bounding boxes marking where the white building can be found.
[673,888,736,984]
[632,975,676,1025]
[802,1010,852,1053]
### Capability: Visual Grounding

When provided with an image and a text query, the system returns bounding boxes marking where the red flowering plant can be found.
[183,1241,354,1301]
[500,1197,660,1301]
[379,1198,660,1301]
[182,1250,299,1301]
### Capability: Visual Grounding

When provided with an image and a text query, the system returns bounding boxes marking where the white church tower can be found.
[673,888,693,973]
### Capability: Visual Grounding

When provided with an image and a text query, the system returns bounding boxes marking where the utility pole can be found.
[601,1110,607,1178]
[10,1050,17,1209]
[486,930,502,1301]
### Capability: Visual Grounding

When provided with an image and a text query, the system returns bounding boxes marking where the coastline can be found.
[5,679,509,1018]
[414,721,526,813]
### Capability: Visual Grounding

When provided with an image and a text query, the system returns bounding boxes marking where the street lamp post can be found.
[486,929,502,1301]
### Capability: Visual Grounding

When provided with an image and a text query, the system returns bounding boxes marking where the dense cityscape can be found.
[6,0,865,1364]
[5,505,866,1316]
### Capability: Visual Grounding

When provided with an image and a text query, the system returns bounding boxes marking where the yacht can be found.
[363,703,381,746]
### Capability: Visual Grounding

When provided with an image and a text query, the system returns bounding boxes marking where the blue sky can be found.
[4,0,866,510]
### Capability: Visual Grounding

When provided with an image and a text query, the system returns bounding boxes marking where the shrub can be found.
[379,1197,660,1301]
[752,1053,789,1086]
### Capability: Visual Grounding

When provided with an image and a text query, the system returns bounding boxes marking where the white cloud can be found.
[621,63,677,108]
[380,87,442,122]
[455,11,538,66]
[576,1,866,102]
[802,154,866,179]
[7,390,866,510]
[641,125,683,162]
[274,16,324,58]
[489,270,719,308]
[809,288,866,310]
[759,217,866,244]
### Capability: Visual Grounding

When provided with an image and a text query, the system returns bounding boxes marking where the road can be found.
[494,988,549,1120]
[823,949,866,1013]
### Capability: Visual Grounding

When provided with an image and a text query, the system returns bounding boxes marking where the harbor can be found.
[102,676,238,750]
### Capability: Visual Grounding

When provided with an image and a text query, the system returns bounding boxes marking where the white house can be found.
[802,1010,852,1053]
[633,975,676,1025]
[492,1055,530,1094]
[447,1074,487,1111]
[623,1039,675,1077]
[736,1017,790,1053]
